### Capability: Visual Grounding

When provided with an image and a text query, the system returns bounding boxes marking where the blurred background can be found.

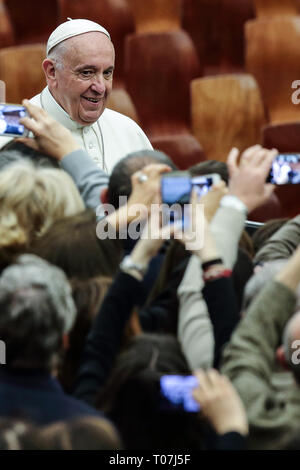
[1,0,300,219]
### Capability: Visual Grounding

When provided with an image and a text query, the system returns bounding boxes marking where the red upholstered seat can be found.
[182,0,255,75]
[218,0,255,73]
[106,89,139,123]
[246,17,300,123]
[127,0,181,33]
[273,185,300,219]
[125,30,201,138]
[150,134,206,170]
[58,0,134,87]
[0,44,46,103]
[0,1,14,48]
[182,0,221,75]
[249,193,283,222]
[4,0,59,44]
[254,0,298,17]
[262,122,300,152]
[191,74,266,161]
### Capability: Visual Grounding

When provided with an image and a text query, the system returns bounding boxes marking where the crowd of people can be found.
[0,17,299,451]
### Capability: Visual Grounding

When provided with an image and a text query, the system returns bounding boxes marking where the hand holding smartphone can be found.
[161,172,221,205]
[0,103,29,137]
[160,375,200,413]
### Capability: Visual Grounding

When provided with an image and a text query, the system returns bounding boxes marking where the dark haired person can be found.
[31,209,121,392]
[74,211,248,449]
[0,140,59,171]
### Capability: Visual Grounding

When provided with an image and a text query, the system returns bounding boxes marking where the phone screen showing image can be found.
[161,176,191,205]
[161,175,215,205]
[191,176,214,197]
[0,104,27,137]
[268,154,300,185]
[159,375,200,413]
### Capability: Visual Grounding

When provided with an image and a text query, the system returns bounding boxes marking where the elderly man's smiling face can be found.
[44,31,115,126]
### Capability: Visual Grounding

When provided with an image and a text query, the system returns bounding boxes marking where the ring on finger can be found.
[138,173,148,183]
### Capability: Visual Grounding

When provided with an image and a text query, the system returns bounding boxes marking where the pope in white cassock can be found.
[29,18,153,174]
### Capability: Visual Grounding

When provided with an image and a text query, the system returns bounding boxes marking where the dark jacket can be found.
[0,367,100,425]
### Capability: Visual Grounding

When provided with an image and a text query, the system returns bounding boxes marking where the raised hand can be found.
[18,99,80,160]
[227,145,278,213]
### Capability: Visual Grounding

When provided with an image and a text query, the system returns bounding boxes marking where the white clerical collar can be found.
[40,86,94,132]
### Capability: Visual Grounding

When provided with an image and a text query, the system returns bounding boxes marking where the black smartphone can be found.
[161,172,221,205]
[159,375,200,413]
[0,103,29,137]
[245,220,264,236]
[268,154,300,185]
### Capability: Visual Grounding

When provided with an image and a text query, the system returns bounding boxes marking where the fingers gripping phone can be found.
[0,103,29,137]
[161,172,221,205]
[268,154,300,185]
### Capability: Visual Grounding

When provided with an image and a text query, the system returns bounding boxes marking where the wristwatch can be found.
[120,255,148,277]
[220,195,248,215]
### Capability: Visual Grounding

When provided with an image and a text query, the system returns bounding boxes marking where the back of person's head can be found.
[97,334,205,449]
[60,276,112,392]
[0,161,84,258]
[31,210,122,391]
[31,209,122,279]
[107,150,177,209]
[22,417,122,450]
[0,254,76,371]
[189,160,229,184]
[0,140,59,171]
[252,218,289,254]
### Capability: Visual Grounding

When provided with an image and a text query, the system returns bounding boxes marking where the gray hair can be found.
[0,254,76,370]
[0,254,76,332]
[47,42,68,70]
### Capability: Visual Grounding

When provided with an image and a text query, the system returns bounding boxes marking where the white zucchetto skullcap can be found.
[47,18,111,55]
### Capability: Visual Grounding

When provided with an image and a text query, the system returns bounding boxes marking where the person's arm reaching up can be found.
[19,99,109,211]
[193,369,248,449]
[74,204,175,405]
[220,246,300,449]
[177,207,239,370]
[177,145,277,370]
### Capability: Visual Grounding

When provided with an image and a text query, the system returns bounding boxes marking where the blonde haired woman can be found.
[0,160,84,266]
